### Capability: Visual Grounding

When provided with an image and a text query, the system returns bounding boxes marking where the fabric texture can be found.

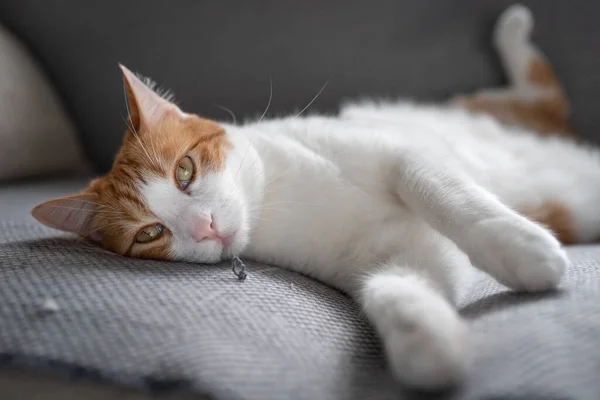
[1,0,599,173]
[2,179,600,400]
[0,24,86,182]
[0,369,204,400]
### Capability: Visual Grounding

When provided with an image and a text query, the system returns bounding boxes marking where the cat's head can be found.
[32,65,262,263]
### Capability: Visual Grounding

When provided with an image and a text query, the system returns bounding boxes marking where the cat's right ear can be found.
[119,64,177,132]
[31,193,102,241]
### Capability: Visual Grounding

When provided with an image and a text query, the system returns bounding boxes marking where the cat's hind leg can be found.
[454,4,573,136]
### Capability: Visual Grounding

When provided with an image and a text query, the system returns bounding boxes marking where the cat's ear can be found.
[31,193,103,241]
[119,64,178,132]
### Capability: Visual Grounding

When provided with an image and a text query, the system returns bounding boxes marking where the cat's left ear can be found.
[119,64,179,132]
[31,192,103,241]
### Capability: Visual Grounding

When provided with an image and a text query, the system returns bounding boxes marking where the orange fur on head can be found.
[31,65,230,260]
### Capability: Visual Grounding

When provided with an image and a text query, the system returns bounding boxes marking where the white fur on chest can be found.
[242,131,413,286]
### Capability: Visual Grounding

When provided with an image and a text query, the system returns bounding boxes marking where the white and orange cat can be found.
[32,5,600,390]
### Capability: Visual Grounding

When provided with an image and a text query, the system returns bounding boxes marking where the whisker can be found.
[229,76,274,197]
[65,200,125,210]
[295,80,329,118]
[121,79,161,169]
[43,204,123,212]
[249,199,321,216]
[232,143,251,192]
[87,221,125,233]
[235,151,262,187]
[68,223,128,254]
[53,224,120,255]
[122,115,159,170]
[251,216,273,222]
[249,204,310,214]
[144,124,162,167]
[43,205,126,216]
[258,75,273,123]
[264,164,298,186]
[258,200,318,207]
[124,109,160,166]
[66,199,127,213]
[68,237,108,253]
[214,104,237,124]
[250,207,290,213]
[230,75,274,193]
[262,180,294,196]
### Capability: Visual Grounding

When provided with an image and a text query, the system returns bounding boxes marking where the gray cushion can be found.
[1,1,599,173]
[2,179,600,399]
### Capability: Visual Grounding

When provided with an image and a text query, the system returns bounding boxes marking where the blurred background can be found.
[0,0,598,178]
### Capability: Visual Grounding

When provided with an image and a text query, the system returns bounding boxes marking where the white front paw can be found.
[466,216,568,292]
[384,302,470,390]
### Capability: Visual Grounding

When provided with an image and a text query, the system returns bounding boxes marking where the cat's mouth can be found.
[219,232,236,247]
[215,229,238,251]
[218,229,244,260]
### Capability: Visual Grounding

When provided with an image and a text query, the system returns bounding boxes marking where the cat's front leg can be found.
[391,149,568,292]
[360,263,469,390]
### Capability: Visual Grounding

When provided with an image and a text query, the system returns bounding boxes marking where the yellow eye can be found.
[176,156,194,189]
[135,224,164,243]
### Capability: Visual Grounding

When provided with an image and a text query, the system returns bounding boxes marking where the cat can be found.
[32,4,599,390]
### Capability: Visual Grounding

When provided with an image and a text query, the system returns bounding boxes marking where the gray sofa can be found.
[2,1,600,399]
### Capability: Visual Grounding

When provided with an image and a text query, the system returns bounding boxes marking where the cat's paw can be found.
[466,216,568,292]
[384,299,470,390]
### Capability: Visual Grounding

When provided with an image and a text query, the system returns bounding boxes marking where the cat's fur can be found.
[32,5,598,389]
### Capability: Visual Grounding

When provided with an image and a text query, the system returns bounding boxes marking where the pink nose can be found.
[190,214,217,242]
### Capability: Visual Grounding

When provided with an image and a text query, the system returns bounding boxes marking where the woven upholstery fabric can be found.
[2,180,600,400]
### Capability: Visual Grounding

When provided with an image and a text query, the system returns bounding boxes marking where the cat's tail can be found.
[455,4,574,137]
[494,6,551,91]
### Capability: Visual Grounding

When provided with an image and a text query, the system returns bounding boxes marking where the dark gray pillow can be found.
[1,0,598,173]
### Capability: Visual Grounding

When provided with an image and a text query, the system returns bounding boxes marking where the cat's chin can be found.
[220,228,249,261]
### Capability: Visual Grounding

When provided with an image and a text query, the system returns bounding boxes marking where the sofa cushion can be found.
[0,24,87,182]
[2,179,600,400]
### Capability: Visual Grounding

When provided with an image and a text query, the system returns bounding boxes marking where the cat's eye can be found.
[176,156,195,190]
[135,224,164,243]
